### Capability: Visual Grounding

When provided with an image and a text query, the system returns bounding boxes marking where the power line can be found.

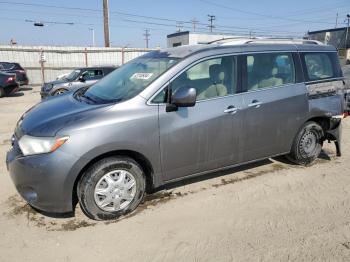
[24,19,74,26]
[199,0,342,25]
[0,1,339,33]
[123,18,305,35]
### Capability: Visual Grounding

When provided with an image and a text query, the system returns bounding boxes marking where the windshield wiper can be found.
[81,94,97,103]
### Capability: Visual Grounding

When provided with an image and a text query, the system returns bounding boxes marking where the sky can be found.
[0,0,349,48]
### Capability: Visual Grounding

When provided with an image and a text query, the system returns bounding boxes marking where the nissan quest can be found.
[6,39,348,220]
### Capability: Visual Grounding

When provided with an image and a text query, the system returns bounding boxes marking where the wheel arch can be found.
[306,116,331,132]
[71,149,155,209]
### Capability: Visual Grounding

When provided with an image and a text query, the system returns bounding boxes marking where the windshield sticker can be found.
[131,73,153,80]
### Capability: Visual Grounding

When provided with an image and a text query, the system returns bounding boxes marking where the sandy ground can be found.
[1,86,350,262]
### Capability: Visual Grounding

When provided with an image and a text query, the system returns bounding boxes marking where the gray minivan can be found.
[6,39,347,220]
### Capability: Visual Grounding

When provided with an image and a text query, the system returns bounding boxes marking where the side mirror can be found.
[78,75,85,82]
[166,86,196,112]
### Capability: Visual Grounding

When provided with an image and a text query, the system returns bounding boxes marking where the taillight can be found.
[5,76,15,83]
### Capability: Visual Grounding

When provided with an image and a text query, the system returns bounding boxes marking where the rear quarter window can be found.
[302,52,341,82]
[0,62,14,70]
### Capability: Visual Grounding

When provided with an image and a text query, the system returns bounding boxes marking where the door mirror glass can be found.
[171,85,197,107]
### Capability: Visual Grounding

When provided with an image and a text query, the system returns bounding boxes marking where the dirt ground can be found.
[1,86,350,262]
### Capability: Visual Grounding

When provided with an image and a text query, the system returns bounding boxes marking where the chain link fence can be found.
[0,45,156,85]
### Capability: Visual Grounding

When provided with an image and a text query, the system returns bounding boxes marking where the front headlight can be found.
[18,135,69,156]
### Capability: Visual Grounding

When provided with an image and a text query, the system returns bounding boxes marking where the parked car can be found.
[0,71,19,97]
[40,66,117,99]
[6,39,347,220]
[0,62,29,86]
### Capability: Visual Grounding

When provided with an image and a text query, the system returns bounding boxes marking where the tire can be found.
[77,156,146,220]
[287,121,324,166]
[53,88,67,96]
[0,88,4,98]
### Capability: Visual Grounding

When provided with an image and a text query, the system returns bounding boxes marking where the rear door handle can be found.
[248,100,262,108]
[224,106,238,114]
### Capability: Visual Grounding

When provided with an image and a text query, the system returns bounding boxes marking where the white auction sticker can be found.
[131,73,153,80]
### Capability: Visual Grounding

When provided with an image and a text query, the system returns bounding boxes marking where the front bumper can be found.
[40,84,53,99]
[6,145,79,213]
[40,91,49,99]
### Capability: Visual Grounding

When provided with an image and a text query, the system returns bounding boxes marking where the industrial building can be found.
[167,31,239,48]
[308,27,350,64]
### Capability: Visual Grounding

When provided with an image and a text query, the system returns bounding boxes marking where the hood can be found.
[45,79,69,85]
[16,93,112,137]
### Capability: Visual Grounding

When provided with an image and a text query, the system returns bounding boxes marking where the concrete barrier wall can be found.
[0,45,155,85]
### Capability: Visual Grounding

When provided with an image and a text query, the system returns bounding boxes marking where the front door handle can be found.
[248,100,262,108]
[224,105,238,114]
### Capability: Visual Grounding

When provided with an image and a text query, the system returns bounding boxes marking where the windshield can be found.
[65,69,81,81]
[83,53,179,103]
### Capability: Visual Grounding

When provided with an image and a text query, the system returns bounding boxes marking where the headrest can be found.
[271,67,278,76]
[209,64,225,82]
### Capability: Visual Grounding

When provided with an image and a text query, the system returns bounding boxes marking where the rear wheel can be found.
[287,121,324,166]
[0,88,4,98]
[77,156,146,220]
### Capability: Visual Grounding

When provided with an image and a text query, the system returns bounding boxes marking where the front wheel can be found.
[287,121,324,166]
[77,156,146,220]
[53,88,67,96]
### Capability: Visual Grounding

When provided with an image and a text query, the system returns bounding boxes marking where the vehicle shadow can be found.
[7,92,24,97]
[31,206,75,219]
[20,86,33,91]
[156,159,273,192]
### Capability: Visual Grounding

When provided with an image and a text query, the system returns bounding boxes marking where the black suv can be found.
[0,62,29,86]
[0,71,19,97]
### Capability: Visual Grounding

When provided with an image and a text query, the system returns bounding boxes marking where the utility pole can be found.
[89,28,95,47]
[103,0,110,47]
[335,13,338,28]
[346,14,350,49]
[144,29,150,48]
[176,22,184,32]
[191,18,198,32]
[208,14,216,33]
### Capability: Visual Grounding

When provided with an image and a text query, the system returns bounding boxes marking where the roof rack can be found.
[209,37,324,46]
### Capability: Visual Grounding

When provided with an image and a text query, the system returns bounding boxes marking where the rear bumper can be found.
[3,83,19,95]
[6,147,79,213]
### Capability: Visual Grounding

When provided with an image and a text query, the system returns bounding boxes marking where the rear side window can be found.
[12,63,24,70]
[82,69,103,80]
[246,53,295,91]
[0,62,14,70]
[304,53,334,81]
